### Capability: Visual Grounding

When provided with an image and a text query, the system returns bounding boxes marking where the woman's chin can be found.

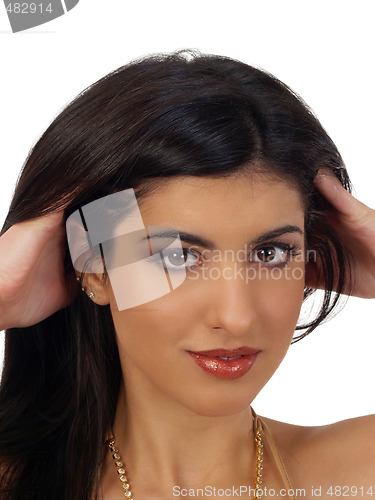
[180,392,256,418]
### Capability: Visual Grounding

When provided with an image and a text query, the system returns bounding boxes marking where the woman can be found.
[0,50,374,500]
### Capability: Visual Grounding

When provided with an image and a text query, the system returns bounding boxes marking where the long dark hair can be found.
[0,50,352,499]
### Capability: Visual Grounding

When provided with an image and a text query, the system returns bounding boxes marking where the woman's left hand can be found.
[307,169,375,298]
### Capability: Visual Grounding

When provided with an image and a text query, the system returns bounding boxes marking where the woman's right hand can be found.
[310,170,375,298]
[0,211,78,330]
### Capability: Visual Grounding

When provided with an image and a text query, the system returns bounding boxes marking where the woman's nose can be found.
[203,264,257,338]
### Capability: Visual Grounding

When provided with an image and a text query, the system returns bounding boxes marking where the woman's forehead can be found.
[136,174,305,227]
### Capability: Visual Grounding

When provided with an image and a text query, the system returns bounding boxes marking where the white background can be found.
[0,1,374,425]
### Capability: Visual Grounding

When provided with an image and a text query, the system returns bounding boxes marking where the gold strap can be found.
[251,407,296,500]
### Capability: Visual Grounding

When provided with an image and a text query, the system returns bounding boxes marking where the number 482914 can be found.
[6,3,53,14]
[326,486,374,497]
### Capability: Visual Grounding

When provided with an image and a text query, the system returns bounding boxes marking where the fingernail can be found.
[314,168,334,182]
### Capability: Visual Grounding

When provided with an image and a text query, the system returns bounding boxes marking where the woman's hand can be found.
[0,211,78,330]
[307,169,375,298]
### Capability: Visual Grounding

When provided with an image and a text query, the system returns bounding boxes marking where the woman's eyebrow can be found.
[250,225,304,246]
[143,225,303,249]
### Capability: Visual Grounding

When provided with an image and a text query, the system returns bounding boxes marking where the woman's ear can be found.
[76,272,111,305]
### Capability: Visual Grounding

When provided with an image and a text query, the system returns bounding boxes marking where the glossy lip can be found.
[187,346,260,380]
[189,346,260,357]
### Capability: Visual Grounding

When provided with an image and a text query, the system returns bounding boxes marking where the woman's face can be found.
[103,173,306,417]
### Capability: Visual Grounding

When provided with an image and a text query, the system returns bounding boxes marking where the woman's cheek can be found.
[258,269,305,346]
[110,286,198,364]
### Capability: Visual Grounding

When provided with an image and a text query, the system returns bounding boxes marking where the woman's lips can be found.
[188,347,260,380]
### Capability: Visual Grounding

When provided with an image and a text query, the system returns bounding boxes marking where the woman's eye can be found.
[250,244,295,266]
[162,248,201,270]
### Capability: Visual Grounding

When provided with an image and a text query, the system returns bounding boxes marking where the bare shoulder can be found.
[259,413,375,497]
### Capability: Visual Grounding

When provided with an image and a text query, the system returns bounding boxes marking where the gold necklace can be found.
[105,421,264,499]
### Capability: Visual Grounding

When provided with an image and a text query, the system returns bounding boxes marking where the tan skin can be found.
[0,170,374,498]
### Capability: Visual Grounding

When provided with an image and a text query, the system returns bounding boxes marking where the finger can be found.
[313,169,370,220]
[23,211,65,233]
[0,212,66,285]
[1,211,65,250]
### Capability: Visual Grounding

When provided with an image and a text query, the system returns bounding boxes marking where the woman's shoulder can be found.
[259,412,375,496]
[260,411,375,444]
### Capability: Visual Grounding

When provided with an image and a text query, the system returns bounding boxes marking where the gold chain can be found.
[106,423,264,499]
[254,426,264,498]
